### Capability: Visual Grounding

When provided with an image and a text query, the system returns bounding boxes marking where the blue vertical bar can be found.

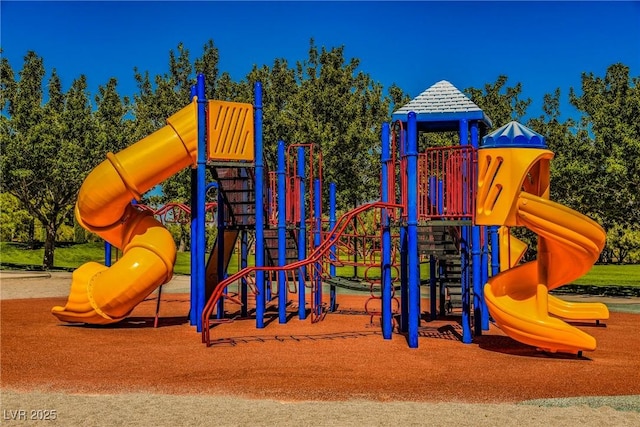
[381,122,392,339]
[459,118,472,343]
[470,122,483,336]
[428,176,437,211]
[104,242,112,267]
[189,85,198,327]
[240,230,248,317]
[329,182,337,312]
[254,82,265,328]
[481,225,490,330]
[429,254,437,320]
[399,226,408,333]
[438,179,444,215]
[195,74,207,332]
[399,122,408,333]
[490,226,500,276]
[277,140,287,323]
[438,258,446,315]
[314,179,322,316]
[297,146,307,320]
[190,167,198,326]
[216,188,225,319]
[407,112,419,348]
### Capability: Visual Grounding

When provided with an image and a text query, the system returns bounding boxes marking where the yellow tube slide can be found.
[484,192,608,353]
[52,102,198,324]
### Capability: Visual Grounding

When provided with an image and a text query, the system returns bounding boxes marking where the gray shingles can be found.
[393,80,482,115]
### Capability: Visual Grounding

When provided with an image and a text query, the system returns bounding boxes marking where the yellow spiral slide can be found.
[51,102,198,324]
[476,146,608,354]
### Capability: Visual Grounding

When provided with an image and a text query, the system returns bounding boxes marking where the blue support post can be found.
[190,167,198,326]
[380,122,392,339]
[189,83,198,327]
[459,118,472,343]
[216,186,225,319]
[429,254,437,320]
[194,74,207,332]
[481,225,490,330]
[438,179,444,215]
[490,226,500,276]
[470,122,483,336]
[239,230,248,317]
[104,242,112,267]
[329,183,337,312]
[297,146,307,320]
[399,226,408,333]
[407,112,420,348]
[314,179,322,316]
[438,258,446,315]
[254,82,265,328]
[428,176,437,211]
[277,140,287,323]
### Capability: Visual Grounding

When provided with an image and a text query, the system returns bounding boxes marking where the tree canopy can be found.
[1,42,638,266]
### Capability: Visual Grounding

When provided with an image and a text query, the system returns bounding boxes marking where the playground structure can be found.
[52,76,608,355]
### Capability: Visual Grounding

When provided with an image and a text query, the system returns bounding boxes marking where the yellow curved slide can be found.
[52,102,198,324]
[477,145,608,354]
[485,193,608,353]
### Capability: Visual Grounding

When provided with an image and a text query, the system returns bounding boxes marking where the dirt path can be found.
[1,271,639,426]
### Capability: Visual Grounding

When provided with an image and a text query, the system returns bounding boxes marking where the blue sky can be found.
[2,1,639,121]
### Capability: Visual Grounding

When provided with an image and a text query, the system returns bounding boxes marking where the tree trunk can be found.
[28,218,36,249]
[42,221,57,269]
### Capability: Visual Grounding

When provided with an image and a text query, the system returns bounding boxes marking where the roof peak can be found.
[393,80,483,116]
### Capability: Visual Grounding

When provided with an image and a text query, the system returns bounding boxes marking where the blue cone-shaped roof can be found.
[481,121,546,148]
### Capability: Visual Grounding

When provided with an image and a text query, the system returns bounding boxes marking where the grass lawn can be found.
[1,242,639,288]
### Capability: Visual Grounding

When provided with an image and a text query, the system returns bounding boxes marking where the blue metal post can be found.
[428,176,437,211]
[189,84,198,327]
[297,146,307,320]
[430,254,437,320]
[254,82,265,328]
[399,227,408,333]
[490,226,500,276]
[470,121,483,336]
[240,230,248,317]
[481,225,490,330]
[104,242,112,267]
[277,140,287,323]
[314,179,322,316]
[438,180,444,215]
[381,122,392,339]
[216,186,225,319]
[459,118,472,343]
[407,112,420,348]
[329,182,337,312]
[194,74,207,332]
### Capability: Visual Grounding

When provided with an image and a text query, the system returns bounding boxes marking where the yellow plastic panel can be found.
[476,148,554,226]
[207,101,254,161]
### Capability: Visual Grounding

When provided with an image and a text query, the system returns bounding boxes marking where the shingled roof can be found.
[392,80,492,130]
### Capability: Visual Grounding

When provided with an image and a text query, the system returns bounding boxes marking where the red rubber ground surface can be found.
[2,295,639,402]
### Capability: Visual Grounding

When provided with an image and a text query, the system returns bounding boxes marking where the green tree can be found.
[1,52,98,268]
[465,75,531,128]
[94,77,131,155]
[569,63,639,229]
[527,89,596,212]
[287,41,392,207]
[0,193,33,241]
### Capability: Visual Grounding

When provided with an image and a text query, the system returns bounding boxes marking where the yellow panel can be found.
[475,148,553,226]
[207,100,254,161]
